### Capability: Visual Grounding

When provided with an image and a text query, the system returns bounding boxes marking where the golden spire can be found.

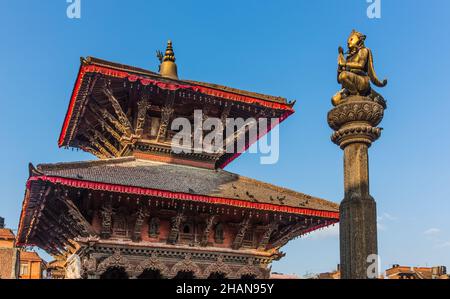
[157,40,178,80]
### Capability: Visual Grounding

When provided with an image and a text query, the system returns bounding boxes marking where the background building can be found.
[18,251,46,279]
[0,218,19,279]
[0,217,45,279]
[385,265,449,279]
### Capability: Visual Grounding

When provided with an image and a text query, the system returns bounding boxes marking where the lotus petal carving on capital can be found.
[327,98,384,131]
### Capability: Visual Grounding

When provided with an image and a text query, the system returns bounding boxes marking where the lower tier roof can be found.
[30,157,339,217]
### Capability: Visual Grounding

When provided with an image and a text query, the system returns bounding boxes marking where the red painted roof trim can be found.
[26,175,339,220]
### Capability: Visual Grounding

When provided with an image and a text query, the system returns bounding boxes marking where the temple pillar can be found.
[327,96,385,279]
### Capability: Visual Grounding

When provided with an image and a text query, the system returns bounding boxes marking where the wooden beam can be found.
[132,204,148,242]
[61,195,96,237]
[100,197,113,239]
[135,95,149,137]
[103,87,133,134]
[200,215,217,247]
[43,199,79,240]
[269,223,308,249]
[90,101,130,136]
[83,132,113,158]
[220,105,231,127]
[36,215,69,250]
[232,216,251,250]
[78,143,108,159]
[167,211,183,245]
[156,92,175,142]
[91,129,120,156]
[156,106,174,142]
[257,222,278,251]
[88,106,123,142]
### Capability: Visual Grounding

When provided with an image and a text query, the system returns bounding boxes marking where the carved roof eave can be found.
[18,165,338,254]
[25,177,339,218]
[28,162,44,177]
[32,157,340,214]
[17,174,95,255]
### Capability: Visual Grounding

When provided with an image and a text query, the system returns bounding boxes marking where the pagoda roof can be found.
[29,157,339,218]
[18,157,339,253]
[58,56,295,157]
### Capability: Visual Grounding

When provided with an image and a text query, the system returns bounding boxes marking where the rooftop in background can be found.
[385,265,449,279]
[0,228,15,241]
[269,272,301,279]
[0,222,46,279]
[19,251,45,263]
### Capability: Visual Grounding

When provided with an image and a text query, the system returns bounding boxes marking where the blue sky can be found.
[1,0,450,276]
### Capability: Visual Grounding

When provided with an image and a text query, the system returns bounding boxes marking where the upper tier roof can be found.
[85,57,290,104]
[57,55,295,169]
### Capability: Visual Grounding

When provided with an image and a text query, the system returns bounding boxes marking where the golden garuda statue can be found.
[332,30,387,107]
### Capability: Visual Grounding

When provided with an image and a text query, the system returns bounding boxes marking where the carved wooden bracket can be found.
[156,106,174,142]
[135,95,149,137]
[257,222,278,251]
[83,132,112,158]
[167,211,183,245]
[132,205,148,242]
[200,215,217,247]
[91,129,120,156]
[100,197,113,239]
[103,87,133,135]
[232,216,251,250]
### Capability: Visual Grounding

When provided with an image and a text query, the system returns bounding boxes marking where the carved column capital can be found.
[327,96,385,148]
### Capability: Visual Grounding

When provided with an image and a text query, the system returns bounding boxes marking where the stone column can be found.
[327,96,385,279]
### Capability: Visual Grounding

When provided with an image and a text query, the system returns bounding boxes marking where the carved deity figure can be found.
[149,217,160,237]
[214,223,224,243]
[332,30,387,107]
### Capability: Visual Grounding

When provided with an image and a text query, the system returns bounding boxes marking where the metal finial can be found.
[158,39,178,79]
[164,40,176,62]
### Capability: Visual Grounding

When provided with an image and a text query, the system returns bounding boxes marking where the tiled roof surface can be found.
[19,251,44,262]
[35,157,339,213]
[0,228,15,240]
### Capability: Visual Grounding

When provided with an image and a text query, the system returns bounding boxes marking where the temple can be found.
[16,41,339,279]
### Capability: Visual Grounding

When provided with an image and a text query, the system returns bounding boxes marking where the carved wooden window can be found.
[148,217,160,238]
[112,214,129,238]
[179,222,194,243]
[242,230,254,247]
[20,263,29,276]
[214,223,224,244]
